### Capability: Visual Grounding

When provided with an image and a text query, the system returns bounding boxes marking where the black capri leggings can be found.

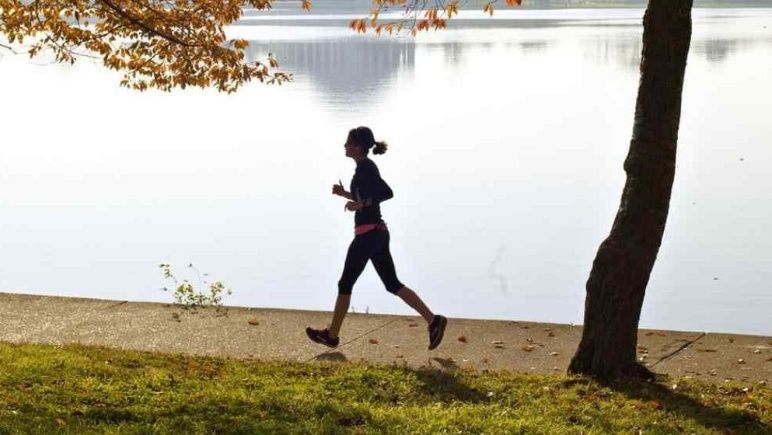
[338,229,404,295]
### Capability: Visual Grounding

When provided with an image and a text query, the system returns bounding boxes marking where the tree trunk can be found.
[568,0,693,380]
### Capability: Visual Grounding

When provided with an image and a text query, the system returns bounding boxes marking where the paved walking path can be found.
[0,292,768,386]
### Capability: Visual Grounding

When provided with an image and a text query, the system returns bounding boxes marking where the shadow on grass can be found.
[411,366,486,403]
[430,357,459,371]
[603,378,770,433]
[313,351,348,362]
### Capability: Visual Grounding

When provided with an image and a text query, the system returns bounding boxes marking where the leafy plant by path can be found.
[159,263,231,317]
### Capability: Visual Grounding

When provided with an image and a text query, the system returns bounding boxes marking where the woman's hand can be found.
[345,201,365,211]
[332,180,348,197]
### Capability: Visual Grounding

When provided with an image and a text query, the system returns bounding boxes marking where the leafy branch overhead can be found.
[352,0,522,36]
[0,0,287,92]
[0,0,522,92]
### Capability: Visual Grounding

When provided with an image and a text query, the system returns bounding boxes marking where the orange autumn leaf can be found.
[446,1,459,18]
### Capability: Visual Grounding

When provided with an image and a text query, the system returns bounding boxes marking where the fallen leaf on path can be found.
[526,338,534,343]
[369,339,379,345]
[408,323,418,328]
[491,340,504,345]
[495,344,505,349]
[521,345,534,352]
[247,319,259,326]
[395,355,403,358]
[549,352,558,356]
[753,349,761,354]
[458,336,468,343]
[738,358,745,364]
[548,331,555,337]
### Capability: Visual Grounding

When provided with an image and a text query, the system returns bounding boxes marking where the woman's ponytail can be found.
[348,126,388,155]
[372,140,388,155]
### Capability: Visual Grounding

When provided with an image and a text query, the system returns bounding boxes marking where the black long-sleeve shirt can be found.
[350,158,393,226]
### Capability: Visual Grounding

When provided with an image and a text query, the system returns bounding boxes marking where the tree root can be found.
[567,358,656,382]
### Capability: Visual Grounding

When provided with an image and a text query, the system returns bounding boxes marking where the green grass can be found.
[0,342,769,434]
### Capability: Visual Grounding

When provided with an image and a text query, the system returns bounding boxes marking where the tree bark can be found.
[568,0,693,380]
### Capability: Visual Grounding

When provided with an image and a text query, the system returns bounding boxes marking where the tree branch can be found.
[95,0,197,47]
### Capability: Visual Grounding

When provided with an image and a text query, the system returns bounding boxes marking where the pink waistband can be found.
[355,223,388,235]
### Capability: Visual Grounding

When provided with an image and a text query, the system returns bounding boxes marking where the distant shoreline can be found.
[252,2,772,14]
[234,7,772,28]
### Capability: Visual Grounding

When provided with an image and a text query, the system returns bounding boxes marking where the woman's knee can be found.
[338,279,354,295]
[386,283,406,295]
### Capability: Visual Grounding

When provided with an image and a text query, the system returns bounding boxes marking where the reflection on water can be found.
[246,38,414,108]
[693,37,772,63]
[519,40,551,54]
[586,37,642,71]
[239,16,772,111]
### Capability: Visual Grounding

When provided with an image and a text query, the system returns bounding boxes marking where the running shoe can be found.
[428,315,447,350]
[305,327,340,348]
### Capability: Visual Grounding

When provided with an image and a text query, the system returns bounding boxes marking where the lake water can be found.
[1,7,770,335]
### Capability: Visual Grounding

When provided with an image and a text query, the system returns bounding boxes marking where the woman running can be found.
[306,126,447,350]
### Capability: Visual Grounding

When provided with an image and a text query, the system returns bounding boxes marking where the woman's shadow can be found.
[313,351,348,362]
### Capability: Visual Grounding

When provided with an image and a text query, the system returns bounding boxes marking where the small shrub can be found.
[159,263,232,316]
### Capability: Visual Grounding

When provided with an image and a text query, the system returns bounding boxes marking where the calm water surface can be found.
[1,8,770,335]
